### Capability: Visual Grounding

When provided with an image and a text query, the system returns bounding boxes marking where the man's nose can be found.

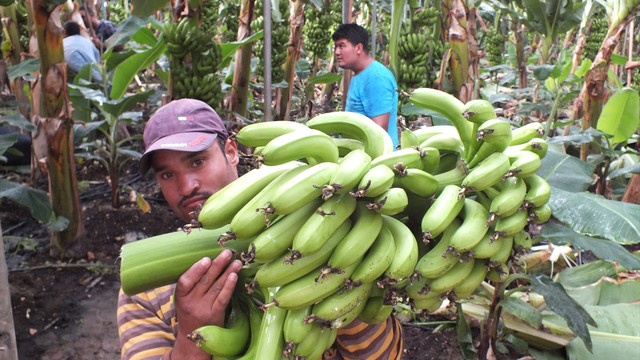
[178,174,199,195]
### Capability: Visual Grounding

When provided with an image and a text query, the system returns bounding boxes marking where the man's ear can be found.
[224,139,240,166]
[356,42,364,55]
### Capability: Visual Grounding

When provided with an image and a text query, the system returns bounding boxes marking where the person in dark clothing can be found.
[79,6,120,52]
[0,126,31,166]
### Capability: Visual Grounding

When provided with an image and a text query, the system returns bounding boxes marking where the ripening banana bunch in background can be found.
[162,16,223,108]
[253,0,289,83]
[485,27,505,66]
[120,89,554,359]
[584,17,607,62]
[303,1,341,61]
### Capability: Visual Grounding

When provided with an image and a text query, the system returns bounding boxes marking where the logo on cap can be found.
[178,116,194,121]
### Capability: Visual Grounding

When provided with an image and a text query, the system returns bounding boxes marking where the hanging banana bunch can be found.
[201,0,219,36]
[162,15,223,108]
[219,0,240,43]
[303,1,341,64]
[485,27,504,66]
[583,17,607,62]
[253,0,289,84]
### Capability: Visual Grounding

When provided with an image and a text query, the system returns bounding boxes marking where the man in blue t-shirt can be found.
[332,23,399,148]
[63,21,102,82]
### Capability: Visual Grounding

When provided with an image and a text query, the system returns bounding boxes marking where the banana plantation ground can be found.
[4,161,464,360]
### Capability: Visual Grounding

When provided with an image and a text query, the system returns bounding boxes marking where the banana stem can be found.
[544,83,562,139]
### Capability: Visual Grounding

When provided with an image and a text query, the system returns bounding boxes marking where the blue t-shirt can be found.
[63,35,102,82]
[345,60,399,148]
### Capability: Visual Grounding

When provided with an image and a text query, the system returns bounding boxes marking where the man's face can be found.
[334,38,360,70]
[150,139,239,223]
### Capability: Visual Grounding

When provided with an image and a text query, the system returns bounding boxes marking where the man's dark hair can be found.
[332,23,369,53]
[64,21,81,36]
[80,6,94,16]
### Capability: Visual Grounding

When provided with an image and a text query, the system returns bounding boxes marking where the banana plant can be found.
[577,0,640,159]
[28,0,85,256]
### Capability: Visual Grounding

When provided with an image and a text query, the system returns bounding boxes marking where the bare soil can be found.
[4,161,465,360]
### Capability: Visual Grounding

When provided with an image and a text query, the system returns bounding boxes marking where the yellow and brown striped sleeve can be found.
[325,315,404,360]
[117,285,178,360]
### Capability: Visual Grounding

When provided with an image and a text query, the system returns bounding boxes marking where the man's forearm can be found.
[370,113,390,131]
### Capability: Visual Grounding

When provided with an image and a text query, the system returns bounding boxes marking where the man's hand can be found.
[170,250,242,359]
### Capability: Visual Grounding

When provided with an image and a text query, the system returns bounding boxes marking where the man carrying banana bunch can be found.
[333,23,399,149]
[117,99,404,359]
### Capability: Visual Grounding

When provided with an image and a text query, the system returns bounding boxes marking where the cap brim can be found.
[139,132,218,175]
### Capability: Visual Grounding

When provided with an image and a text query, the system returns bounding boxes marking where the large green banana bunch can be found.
[106,1,128,25]
[219,0,240,43]
[200,0,219,36]
[253,0,289,83]
[121,92,555,359]
[584,17,607,61]
[485,27,504,66]
[303,1,339,61]
[163,16,223,108]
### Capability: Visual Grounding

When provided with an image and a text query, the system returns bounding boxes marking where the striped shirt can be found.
[118,285,403,359]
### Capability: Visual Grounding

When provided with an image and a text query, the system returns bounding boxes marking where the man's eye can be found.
[192,158,204,167]
[160,172,173,180]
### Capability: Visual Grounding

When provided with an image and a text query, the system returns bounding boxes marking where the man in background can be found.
[333,23,399,148]
[63,21,102,82]
[80,6,119,52]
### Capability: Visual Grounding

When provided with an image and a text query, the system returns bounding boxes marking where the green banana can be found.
[512,230,533,253]
[254,288,287,360]
[412,125,460,144]
[326,148,372,197]
[366,187,409,216]
[228,165,310,240]
[382,215,419,281]
[429,257,476,293]
[394,167,439,198]
[504,137,548,158]
[418,132,464,155]
[328,203,383,269]
[311,281,373,322]
[234,298,264,360]
[333,137,366,157]
[412,295,444,312]
[358,295,394,324]
[421,184,465,240]
[331,293,368,329]
[419,146,440,173]
[522,174,551,208]
[351,223,396,284]
[259,128,339,165]
[461,152,510,194]
[449,198,490,252]
[416,218,463,279]
[433,159,468,193]
[471,231,506,259]
[283,305,313,344]
[489,233,514,265]
[290,322,324,358]
[408,88,473,153]
[269,161,338,215]
[505,150,541,179]
[462,99,497,124]
[254,219,351,288]
[306,111,393,158]
[235,120,308,147]
[488,176,527,222]
[510,121,545,145]
[406,275,444,300]
[453,259,488,299]
[305,327,338,359]
[352,164,395,198]
[492,209,528,239]
[528,203,552,224]
[400,128,420,149]
[291,193,357,256]
[188,298,250,357]
[476,118,512,146]
[198,162,302,229]
[247,198,321,264]
[272,260,359,309]
[370,147,424,170]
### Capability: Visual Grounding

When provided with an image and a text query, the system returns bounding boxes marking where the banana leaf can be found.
[596,87,640,146]
[559,271,640,306]
[545,189,640,245]
[555,303,640,360]
[538,150,595,192]
[0,179,52,224]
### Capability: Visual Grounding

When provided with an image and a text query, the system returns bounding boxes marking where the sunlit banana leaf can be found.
[545,189,640,245]
[596,88,640,146]
[538,150,595,192]
[559,272,640,306]
[565,303,640,360]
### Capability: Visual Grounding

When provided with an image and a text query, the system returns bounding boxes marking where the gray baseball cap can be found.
[140,99,228,174]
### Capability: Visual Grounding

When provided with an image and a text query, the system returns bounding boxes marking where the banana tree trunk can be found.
[31,0,85,256]
[579,8,639,160]
[512,22,527,88]
[229,0,255,118]
[277,0,303,120]
[0,224,18,360]
[443,0,471,100]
